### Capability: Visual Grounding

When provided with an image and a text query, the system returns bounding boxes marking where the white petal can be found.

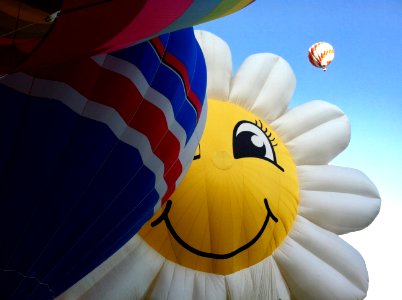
[226,257,290,300]
[148,261,226,300]
[274,216,368,300]
[298,165,381,234]
[57,236,164,299]
[229,53,295,122]
[271,100,350,165]
[195,30,232,101]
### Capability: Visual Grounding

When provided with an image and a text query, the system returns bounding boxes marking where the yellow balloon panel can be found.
[140,99,299,275]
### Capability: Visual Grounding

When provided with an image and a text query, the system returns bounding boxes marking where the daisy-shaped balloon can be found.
[59,31,381,300]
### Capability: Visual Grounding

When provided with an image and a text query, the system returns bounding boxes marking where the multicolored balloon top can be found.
[0,0,254,75]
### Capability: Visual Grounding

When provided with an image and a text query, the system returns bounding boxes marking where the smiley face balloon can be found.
[60,31,380,300]
[141,99,299,274]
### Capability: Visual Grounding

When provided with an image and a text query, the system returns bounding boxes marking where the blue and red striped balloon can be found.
[0,28,206,299]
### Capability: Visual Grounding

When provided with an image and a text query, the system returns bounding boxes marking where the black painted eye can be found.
[233,120,284,171]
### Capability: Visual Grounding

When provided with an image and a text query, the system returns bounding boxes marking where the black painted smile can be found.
[151,198,278,259]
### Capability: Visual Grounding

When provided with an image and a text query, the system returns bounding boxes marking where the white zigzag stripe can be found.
[1,72,168,208]
[92,54,188,151]
[92,54,206,209]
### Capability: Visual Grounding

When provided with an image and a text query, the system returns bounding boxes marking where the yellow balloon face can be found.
[140,99,299,275]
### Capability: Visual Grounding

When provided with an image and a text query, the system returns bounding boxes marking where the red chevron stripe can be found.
[150,37,203,121]
[308,51,321,67]
[162,159,183,204]
[28,57,182,199]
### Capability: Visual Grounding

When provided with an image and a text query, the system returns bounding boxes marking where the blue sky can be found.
[197,1,402,298]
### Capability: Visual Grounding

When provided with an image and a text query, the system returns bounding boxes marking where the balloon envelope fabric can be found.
[0,0,254,74]
[59,31,380,300]
[0,28,206,299]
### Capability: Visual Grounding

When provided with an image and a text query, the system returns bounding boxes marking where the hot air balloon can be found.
[0,27,207,299]
[0,0,254,75]
[308,41,335,71]
[60,31,380,300]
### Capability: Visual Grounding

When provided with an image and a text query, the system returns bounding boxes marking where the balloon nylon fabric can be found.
[0,0,254,74]
[0,28,206,299]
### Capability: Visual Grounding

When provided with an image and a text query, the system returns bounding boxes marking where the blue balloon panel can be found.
[0,28,206,299]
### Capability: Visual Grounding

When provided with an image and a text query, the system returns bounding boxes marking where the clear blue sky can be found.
[197,1,402,298]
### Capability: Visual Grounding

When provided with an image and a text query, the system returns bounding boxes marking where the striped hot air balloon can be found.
[308,42,335,71]
[0,28,206,299]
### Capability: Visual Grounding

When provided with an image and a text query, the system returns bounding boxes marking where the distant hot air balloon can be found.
[0,0,254,75]
[308,42,334,71]
[0,28,207,299]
